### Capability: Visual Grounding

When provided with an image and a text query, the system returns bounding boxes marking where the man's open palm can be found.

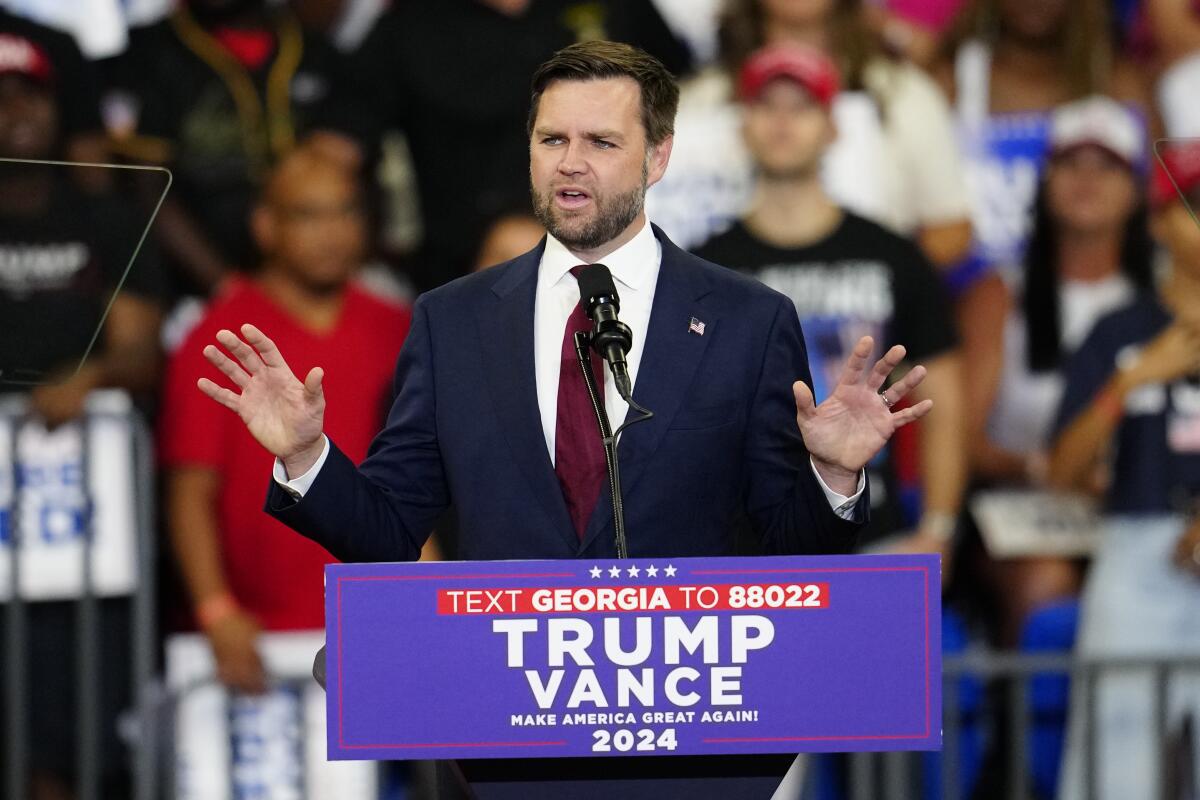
[197,324,326,467]
[795,336,932,479]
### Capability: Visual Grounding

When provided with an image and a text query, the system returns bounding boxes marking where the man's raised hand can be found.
[794,336,933,494]
[198,323,326,476]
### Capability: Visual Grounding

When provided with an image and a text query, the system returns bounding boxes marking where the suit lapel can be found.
[580,227,718,553]
[475,242,577,550]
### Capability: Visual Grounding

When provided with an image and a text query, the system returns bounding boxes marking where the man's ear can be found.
[646,134,674,188]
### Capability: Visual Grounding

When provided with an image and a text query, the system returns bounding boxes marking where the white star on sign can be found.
[609,565,622,578]
[664,565,677,577]
[627,565,640,578]
[589,566,602,579]
[645,565,658,577]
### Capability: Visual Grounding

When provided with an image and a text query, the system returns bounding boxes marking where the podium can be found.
[322,554,941,797]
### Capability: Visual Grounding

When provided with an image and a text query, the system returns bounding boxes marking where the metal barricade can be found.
[834,651,1200,800]
[139,648,1198,800]
[140,672,441,800]
[0,392,157,800]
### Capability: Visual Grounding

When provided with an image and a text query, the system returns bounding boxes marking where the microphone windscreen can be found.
[576,263,620,313]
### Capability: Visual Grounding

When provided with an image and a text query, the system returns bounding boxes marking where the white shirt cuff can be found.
[272,436,331,499]
[809,457,866,521]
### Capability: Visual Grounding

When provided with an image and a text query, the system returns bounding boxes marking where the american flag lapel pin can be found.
[688,317,706,336]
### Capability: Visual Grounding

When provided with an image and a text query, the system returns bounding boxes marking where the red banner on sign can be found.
[436,583,830,615]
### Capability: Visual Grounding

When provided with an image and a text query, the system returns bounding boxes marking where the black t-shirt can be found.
[120,9,348,275]
[1053,294,1200,514]
[695,213,958,542]
[0,176,163,386]
[340,0,691,290]
[0,10,103,140]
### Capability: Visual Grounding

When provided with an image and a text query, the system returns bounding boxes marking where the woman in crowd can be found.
[654,0,973,270]
[933,0,1149,279]
[1049,142,1200,536]
[962,96,1154,645]
[1048,139,1200,800]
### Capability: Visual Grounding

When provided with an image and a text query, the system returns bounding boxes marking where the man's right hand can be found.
[198,323,326,477]
[207,610,268,694]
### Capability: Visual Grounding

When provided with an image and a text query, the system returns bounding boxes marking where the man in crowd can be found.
[160,148,411,692]
[0,37,163,415]
[0,8,107,167]
[0,33,163,800]
[113,0,350,297]
[696,44,966,564]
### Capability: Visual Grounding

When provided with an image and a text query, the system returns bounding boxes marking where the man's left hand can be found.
[795,336,932,495]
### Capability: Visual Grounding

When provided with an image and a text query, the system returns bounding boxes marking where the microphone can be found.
[576,263,634,400]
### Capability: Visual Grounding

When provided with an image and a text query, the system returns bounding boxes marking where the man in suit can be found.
[196,39,932,798]
[197,40,931,564]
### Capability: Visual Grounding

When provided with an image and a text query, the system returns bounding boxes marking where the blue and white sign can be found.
[0,390,139,600]
[167,631,380,800]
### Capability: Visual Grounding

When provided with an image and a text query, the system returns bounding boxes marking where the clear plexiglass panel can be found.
[0,159,170,387]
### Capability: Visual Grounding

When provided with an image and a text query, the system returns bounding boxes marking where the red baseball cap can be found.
[1150,140,1200,209]
[0,34,53,84]
[737,44,840,109]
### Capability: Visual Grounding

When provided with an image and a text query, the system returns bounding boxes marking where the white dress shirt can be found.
[275,219,864,518]
[535,218,660,457]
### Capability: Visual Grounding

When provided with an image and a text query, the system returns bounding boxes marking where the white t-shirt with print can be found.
[647,60,971,250]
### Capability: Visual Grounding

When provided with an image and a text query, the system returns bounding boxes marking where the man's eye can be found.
[542,136,564,145]
[593,140,614,149]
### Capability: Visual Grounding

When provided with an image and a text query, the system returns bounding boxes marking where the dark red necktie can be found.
[555,266,607,540]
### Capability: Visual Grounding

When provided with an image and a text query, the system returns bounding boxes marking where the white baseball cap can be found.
[1049,95,1144,168]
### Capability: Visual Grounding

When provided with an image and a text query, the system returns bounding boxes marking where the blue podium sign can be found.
[325,554,941,760]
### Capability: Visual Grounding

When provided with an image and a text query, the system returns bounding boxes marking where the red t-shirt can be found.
[160,277,411,630]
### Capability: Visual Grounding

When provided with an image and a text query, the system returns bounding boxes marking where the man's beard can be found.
[531,176,646,252]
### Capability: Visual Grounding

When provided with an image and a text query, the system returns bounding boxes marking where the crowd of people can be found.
[1,0,1200,797]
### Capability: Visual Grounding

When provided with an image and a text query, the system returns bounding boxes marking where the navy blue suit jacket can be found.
[266,225,864,560]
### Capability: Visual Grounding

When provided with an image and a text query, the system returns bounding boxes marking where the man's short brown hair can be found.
[528,41,680,147]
